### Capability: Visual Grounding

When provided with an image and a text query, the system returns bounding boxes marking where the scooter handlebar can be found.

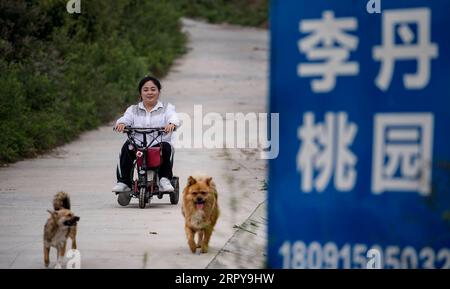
[123,126,166,133]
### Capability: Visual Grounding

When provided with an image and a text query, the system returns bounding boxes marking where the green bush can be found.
[171,0,269,28]
[0,0,187,163]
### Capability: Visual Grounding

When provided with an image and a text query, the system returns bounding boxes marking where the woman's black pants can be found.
[116,140,174,187]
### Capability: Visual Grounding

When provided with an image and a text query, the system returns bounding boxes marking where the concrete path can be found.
[0,18,268,269]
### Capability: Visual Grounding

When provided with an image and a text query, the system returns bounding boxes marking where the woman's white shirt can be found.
[116,101,180,145]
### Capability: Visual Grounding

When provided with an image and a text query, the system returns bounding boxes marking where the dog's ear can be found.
[187,176,197,186]
[205,177,213,186]
[47,210,57,219]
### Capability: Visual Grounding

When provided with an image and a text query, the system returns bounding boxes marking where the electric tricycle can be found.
[116,126,179,208]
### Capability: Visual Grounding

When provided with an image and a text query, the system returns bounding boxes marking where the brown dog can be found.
[182,176,219,254]
[43,191,80,268]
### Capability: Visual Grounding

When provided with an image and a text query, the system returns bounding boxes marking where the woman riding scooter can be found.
[113,76,180,193]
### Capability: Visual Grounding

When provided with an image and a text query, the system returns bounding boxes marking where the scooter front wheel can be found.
[139,187,147,209]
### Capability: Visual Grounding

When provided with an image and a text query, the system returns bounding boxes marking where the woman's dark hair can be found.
[138,76,161,93]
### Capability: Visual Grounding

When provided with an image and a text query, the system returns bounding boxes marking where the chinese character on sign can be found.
[372,113,434,195]
[373,8,439,91]
[297,112,358,192]
[298,11,359,93]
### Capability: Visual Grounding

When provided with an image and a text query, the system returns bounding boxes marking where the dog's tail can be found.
[53,191,71,210]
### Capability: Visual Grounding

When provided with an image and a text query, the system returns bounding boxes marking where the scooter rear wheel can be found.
[117,192,131,206]
[170,177,179,205]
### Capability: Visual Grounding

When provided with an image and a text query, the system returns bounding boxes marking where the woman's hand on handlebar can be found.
[115,123,126,133]
[165,123,176,133]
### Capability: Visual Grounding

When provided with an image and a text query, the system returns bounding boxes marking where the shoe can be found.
[159,177,174,192]
[112,182,131,193]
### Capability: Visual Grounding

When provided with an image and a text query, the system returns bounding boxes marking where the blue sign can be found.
[269,0,450,268]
